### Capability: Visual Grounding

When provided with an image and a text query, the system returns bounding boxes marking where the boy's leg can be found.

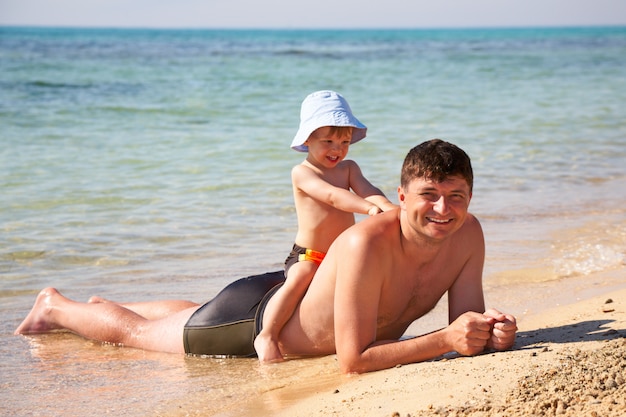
[255,261,317,362]
[15,288,198,354]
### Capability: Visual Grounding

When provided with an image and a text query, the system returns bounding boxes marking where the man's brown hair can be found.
[401,139,473,192]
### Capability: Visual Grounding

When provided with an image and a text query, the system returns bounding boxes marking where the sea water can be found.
[1,26,625,416]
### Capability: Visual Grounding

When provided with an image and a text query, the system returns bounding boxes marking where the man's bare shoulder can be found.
[334,210,400,249]
[451,213,485,257]
[459,213,484,236]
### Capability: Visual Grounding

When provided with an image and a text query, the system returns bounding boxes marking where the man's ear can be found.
[397,186,406,208]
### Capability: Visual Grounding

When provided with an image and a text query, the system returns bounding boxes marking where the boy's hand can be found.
[367,206,382,216]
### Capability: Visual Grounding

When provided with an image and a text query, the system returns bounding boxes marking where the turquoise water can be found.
[1,26,625,415]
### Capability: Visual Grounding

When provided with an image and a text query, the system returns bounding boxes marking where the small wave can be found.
[27,80,91,89]
[3,251,46,261]
[552,243,625,278]
[488,267,559,286]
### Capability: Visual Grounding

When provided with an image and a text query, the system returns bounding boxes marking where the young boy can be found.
[254,90,397,363]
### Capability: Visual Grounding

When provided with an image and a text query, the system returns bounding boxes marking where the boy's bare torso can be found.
[292,160,357,251]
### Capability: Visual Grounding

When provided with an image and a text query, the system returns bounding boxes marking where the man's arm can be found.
[447,216,517,351]
[447,215,487,322]
[332,215,508,374]
[331,228,495,374]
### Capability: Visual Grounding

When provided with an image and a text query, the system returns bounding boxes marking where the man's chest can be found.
[379,269,456,325]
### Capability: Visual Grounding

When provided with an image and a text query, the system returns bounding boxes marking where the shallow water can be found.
[1,26,625,415]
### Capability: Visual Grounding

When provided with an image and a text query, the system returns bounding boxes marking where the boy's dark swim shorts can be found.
[182,270,285,357]
[284,244,326,276]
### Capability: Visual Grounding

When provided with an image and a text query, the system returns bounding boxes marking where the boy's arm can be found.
[292,164,380,215]
[364,195,398,212]
[346,161,398,211]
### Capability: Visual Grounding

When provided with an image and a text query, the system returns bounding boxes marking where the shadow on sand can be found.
[513,319,624,350]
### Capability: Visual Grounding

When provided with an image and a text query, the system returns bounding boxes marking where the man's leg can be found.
[15,288,198,354]
[87,296,199,320]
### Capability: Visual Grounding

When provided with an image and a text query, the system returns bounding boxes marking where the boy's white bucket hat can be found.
[291,90,367,152]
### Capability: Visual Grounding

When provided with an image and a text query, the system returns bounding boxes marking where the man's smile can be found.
[426,217,453,224]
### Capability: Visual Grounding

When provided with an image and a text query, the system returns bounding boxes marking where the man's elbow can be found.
[339,363,366,374]
[338,355,370,374]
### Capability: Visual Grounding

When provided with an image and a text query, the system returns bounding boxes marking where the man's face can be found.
[398,175,472,242]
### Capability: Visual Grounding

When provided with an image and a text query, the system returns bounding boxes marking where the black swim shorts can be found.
[183,270,285,357]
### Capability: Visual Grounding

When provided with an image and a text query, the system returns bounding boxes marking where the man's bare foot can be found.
[14,288,63,335]
[87,295,112,304]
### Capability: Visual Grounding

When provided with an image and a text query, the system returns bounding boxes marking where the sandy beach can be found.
[231,286,626,417]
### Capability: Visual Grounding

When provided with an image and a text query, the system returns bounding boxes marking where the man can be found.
[15,139,517,374]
